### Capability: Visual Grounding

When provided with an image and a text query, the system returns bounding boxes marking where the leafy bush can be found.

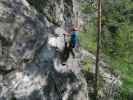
[80,0,133,99]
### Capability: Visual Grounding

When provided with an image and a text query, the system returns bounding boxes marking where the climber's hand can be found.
[67,43,70,48]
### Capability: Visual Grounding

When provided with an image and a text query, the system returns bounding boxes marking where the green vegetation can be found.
[82,57,93,72]
[80,0,133,99]
[102,0,133,99]
[80,2,96,14]
[79,19,97,53]
[11,97,17,100]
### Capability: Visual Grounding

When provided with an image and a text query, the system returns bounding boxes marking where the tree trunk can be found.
[94,0,101,100]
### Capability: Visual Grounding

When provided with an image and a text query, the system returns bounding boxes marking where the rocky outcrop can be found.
[0,0,88,100]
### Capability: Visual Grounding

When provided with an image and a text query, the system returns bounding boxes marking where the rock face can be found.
[0,0,88,100]
[0,0,121,100]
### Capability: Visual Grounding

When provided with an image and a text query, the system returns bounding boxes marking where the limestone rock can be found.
[0,0,88,100]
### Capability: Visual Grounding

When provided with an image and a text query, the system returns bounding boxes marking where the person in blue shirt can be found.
[69,27,79,58]
[61,27,79,65]
[71,28,78,48]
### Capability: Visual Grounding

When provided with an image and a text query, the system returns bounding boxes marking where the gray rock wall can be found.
[0,0,89,100]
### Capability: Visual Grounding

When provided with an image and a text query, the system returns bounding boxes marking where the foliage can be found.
[11,97,17,100]
[80,2,96,14]
[101,1,133,99]
[80,0,133,99]
[82,57,93,72]
[79,17,97,53]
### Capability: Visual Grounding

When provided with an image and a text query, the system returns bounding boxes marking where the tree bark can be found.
[94,0,101,100]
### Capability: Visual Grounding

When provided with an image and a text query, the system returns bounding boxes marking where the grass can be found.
[79,23,97,53]
[107,57,133,99]
[82,57,93,72]
[79,24,133,99]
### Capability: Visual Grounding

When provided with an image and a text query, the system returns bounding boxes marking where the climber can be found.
[60,26,79,65]
[60,32,71,65]
[61,27,78,65]
[69,26,79,58]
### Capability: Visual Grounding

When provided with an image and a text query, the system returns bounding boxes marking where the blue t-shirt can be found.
[71,31,78,48]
